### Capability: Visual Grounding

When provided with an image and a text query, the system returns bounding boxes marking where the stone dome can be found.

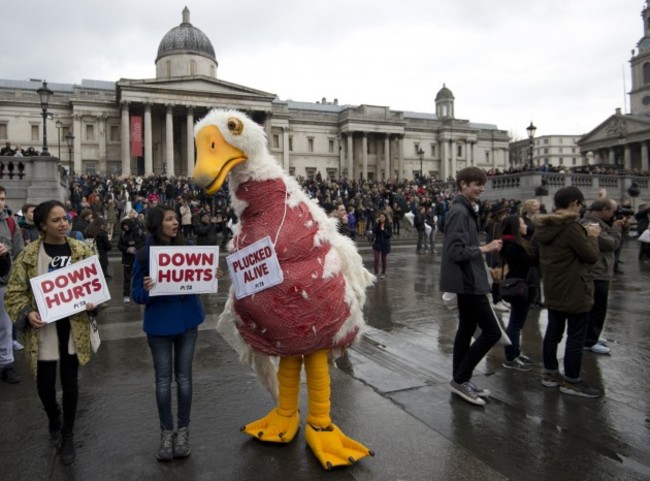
[435,84,455,101]
[156,7,216,63]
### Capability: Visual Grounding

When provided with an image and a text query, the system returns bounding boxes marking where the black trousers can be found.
[36,318,79,435]
[585,279,609,347]
[453,294,502,384]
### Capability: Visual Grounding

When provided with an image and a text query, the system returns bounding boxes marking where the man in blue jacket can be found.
[440,167,502,406]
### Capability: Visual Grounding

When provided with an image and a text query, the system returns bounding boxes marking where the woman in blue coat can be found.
[132,206,205,462]
[372,212,392,279]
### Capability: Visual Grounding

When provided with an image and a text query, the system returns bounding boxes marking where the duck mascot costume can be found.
[193,109,375,470]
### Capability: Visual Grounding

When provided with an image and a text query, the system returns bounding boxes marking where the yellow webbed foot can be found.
[241,408,300,443]
[305,423,375,470]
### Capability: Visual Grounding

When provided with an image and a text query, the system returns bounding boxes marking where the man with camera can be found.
[579,198,623,355]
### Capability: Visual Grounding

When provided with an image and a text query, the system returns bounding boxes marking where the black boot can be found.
[60,432,75,465]
[48,412,61,447]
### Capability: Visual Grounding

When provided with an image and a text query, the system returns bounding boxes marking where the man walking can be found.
[0,185,25,383]
[579,198,622,355]
[534,186,601,398]
[440,167,503,406]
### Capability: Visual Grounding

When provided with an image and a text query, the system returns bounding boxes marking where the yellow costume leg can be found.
[304,350,374,470]
[241,356,301,443]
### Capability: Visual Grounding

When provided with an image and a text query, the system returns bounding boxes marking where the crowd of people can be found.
[0,164,649,467]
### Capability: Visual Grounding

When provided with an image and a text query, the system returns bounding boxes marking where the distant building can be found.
[510,135,582,169]
[578,1,650,172]
[0,7,510,180]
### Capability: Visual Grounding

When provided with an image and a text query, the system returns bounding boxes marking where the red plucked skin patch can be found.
[232,178,355,356]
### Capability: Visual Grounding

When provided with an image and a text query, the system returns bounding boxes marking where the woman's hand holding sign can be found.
[144,276,155,291]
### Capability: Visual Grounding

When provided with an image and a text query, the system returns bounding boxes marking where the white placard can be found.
[226,236,283,300]
[30,255,111,324]
[149,245,219,296]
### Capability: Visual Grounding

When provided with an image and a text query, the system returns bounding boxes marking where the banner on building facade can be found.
[130,115,143,157]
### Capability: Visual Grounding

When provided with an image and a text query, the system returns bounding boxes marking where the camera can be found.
[614,207,634,220]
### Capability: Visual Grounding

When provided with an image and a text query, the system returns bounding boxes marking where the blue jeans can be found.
[504,299,531,361]
[147,328,198,431]
[543,309,588,381]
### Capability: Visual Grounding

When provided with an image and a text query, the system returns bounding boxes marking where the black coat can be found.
[372,221,392,254]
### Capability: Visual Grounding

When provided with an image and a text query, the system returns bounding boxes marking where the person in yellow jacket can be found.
[4,200,97,465]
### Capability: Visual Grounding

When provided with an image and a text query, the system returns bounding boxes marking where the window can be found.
[328,139,334,153]
[288,136,293,152]
[272,134,280,149]
[485,151,490,164]
[86,124,95,141]
[31,125,39,141]
[457,144,462,157]
[414,144,420,155]
[543,138,549,144]
[559,138,563,144]
[544,148,549,154]
[308,138,314,153]
[430,144,436,157]
[0,123,7,139]
[644,62,650,84]
[572,158,577,165]
[109,125,120,142]
[306,167,316,180]
[559,158,564,165]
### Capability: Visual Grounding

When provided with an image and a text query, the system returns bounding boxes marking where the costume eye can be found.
[227,117,243,135]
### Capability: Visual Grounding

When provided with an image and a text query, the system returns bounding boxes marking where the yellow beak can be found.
[194,125,247,195]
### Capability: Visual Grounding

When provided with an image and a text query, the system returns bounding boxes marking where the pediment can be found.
[118,76,276,101]
[579,114,650,145]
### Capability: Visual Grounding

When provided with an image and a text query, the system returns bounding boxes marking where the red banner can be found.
[130,115,143,157]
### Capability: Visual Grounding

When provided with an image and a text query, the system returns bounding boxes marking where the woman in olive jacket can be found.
[4,200,97,465]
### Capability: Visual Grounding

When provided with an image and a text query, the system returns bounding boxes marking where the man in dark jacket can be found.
[414,205,426,253]
[440,167,503,407]
[579,198,622,355]
[535,186,601,398]
[118,218,144,303]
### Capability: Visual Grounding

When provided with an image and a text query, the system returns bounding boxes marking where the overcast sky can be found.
[1,0,643,139]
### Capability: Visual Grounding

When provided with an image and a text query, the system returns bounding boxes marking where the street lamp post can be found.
[55,120,62,159]
[526,121,537,165]
[36,81,53,156]
[65,131,75,176]
[417,146,424,179]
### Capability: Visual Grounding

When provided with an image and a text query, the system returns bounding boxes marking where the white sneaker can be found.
[123,296,131,303]
[585,343,610,354]
[12,340,24,351]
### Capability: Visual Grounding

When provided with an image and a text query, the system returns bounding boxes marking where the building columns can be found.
[642,142,650,172]
[283,127,290,171]
[144,103,153,175]
[624,144,632,170]
[165,105,174,176]
[450,138,457,178]
[384,135,390,180]
[362,132,368,179]
[347,133,353,178]
[397,135,404,179]
[72,114,81,174]
[120,102,130,176]
[186,107,194,177]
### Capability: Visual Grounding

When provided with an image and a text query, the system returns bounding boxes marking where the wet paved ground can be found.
[1,233,649,481]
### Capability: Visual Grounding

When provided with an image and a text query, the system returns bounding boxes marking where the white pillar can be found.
[384,135,390,180]
[73,114,81,174]
[144,103,153,175]
[642,142,650,172]
[98,115,106,174]
[120,102,130,177]
[283,127,290,171]
[450,138,457,178]
[608,148,615,165]
[165,105,174,176]
[624,144,632,171]
[347,133,354,178]
[362,132,368,180]
[397,135,406,179]
[186,107,194,177]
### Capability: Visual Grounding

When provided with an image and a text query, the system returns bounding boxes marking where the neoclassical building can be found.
[579,1,650,171]
[0,8,510,180]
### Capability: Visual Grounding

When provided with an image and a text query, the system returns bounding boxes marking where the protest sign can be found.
[30,255,111,324]
[226,235,283,299]
[149,245,219,296]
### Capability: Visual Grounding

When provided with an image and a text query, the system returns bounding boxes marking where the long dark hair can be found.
[146,206,186,245]
[501,214,533,254]
[33,200,66,233]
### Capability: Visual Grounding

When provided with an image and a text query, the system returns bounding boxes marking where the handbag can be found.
[499,277,528,303]
[89,315,101,353]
